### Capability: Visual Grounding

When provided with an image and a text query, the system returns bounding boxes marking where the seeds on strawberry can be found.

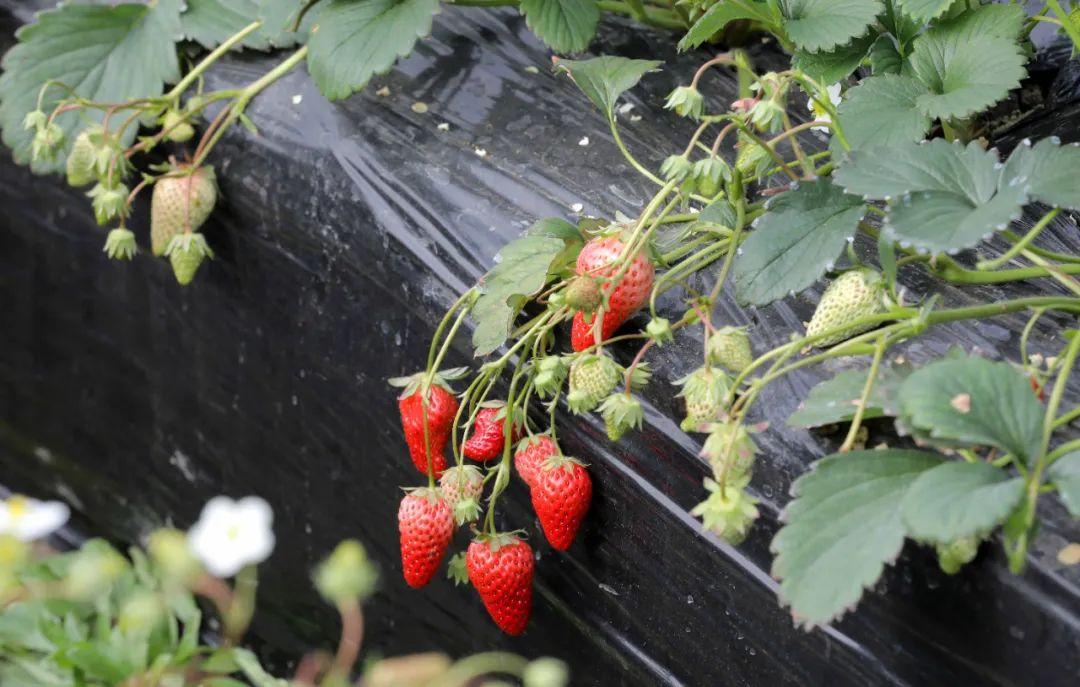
[165,232,214,285]
[466,534,534,635]
[151,166,218,256]
[391,372,462,478]
[675,366,731,432]
[570,235,654,352]
[398,488,454,589]
[532,456,592,550]
[439,465,484,525]
[567,354,620,414]
[514,435,560,488]
[707,326,753,374]
[805,269,887,347]
[463,404,520,462]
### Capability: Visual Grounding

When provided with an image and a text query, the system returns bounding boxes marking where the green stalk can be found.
[977,208,1061,270]
[1045,0,1080,49]
[838,334,888,452]
[166,21,263,101]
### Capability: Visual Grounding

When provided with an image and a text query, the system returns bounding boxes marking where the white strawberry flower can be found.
[807,83,843,132]
[0,495,69,541]
[187,496,274,578]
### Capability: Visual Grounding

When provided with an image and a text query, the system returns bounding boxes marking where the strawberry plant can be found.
[386,1,1080,634]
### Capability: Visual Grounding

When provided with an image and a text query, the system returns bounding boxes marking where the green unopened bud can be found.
[118,591,164,635]
[691,157,728,198]
[87,182,129,225]
[64,541,127,600]
[646,317,673,345]
[936,537,980,575]
[661,154,692,183]
[103,228,137,260]
[22,110,47,131]
[148,528,202,585]
[523,658,570,687]
[162,110,195,143]
[547,291,566,308]
[314,539,377,605]
[664,85,704,119]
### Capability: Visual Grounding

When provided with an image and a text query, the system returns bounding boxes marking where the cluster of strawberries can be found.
[395,384,593,635]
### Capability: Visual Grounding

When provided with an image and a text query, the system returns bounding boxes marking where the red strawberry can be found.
[514,435,560,488]
[398,488,454,588]
[466,534,534,635]
[463,404,521,462]
[570,235,654,351]
[531,456,592,550]
[391,370,465,477]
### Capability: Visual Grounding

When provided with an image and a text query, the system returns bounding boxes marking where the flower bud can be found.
[118,591,164,635]
[664,85,704,119]
[162,109,195,143]
[661,154,692,183]
[313,539,377,605]
[87,182,129,225]
[148,528,202,586]
[646,317,673,345]
[64,542,127,600]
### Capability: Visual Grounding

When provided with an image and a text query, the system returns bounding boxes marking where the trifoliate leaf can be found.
[679,0,776,51]
[556,56,661,122]
[1048,452,1080,517]
[519,0,599,53]
[907,33,1025,120]
[733,178,866,306]
[896,0,952,22]
[897,355,1044,464]
[307,0,440,100]
[834,140,1025,253]
[182,0,316,50]
[782,0,884,53]
[787,365,909,428]
[0,0,183,173]
[869,35,902,75]
[792,32,875,83]
[772,449,944,627]
[901,461,1024,542]
[834,75,931,151]
[1001,138,1080,212]
[472,221,583,356]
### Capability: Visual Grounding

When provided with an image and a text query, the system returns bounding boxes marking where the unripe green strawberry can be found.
[936,537,980,575]
[567,354,620,414]
[675,366,730,432]
[707,327,752,373]
[162,109,195,143]
[700,421,756,482]
[564,276,601,313]
[66,129,98,187]
[165,233,213,285]
[598,393,643,441]
[805,269,887,347]
[691,476,758,545]
[151,166,218,256]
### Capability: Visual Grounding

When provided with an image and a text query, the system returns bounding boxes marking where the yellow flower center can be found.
[6,497,29,521]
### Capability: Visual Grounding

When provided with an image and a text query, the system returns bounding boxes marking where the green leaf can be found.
[519,0,599,53]
[556,56,661,122]
[834,74,931,151]
[699,198,737,228]
[896,0,952,22]
[472,223,582,356]
[869,35,902,75]
[834,140,1025,253]
[234,648,290,687]
[907,33,1025,120]
[1001,138,1080,212]
[901,461,1024,542]
[938,4,1026,42]
[733,178,865,306]
[782,0,884,53]
[182,0,315,50]
[679,0,776,51]
[792,32,875,83]
[1048,452,1080,517]
[787,365,908,428]
[897,355,1044,464]
[307,0,440,100]
[772,449,944,627]
[0,0,183,172]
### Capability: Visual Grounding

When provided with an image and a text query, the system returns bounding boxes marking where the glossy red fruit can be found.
[398,488,454,589]
[466,534,534,635]
[398,384,458,477]
[463,404,520,462]
[532,456,592,551]
[570,235,654,351]
[513,435,560,488]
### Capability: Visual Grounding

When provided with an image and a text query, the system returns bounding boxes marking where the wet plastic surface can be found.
[1,3,1079,685]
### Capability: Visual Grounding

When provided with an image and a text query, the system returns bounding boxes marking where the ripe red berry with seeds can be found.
[466,533,534,635]
[397,488,454,589]
[514,435,560,488]
[390,369,465,477]
[463,403,521,462]
[570,235,654,351]
[531,456,592,550]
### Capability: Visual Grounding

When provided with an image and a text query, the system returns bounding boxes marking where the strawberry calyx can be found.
[472,530,527,552]
[539,455,587,472]
[400,486,444,503]
[388,367,469,399]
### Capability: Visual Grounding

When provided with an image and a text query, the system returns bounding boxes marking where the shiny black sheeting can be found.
[1,3,1079,685]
